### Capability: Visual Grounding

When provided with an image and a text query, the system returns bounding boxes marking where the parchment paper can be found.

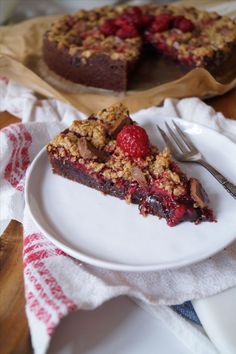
[0,14,236,115]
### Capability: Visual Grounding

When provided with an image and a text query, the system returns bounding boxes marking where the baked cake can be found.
[47,103,214,227]
[43,4,236,91]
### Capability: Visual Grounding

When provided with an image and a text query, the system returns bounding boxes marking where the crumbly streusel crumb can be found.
[69,119,107,149]
[96,103,129,125]
[48,131,81,157]
[151,147,171,176]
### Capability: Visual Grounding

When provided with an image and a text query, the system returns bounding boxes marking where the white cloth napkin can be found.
[1,77,236,354]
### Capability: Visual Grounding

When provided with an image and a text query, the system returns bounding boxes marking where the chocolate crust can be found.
[43,35,130,91]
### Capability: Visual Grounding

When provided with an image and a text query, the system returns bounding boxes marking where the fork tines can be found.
[156,124,177,154]
[156,121,197,157]
[172,121,197,151]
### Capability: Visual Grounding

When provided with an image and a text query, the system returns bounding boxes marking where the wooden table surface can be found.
[0,89,236,354]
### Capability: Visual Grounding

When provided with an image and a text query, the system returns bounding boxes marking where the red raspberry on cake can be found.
[105,16,139,39]
[116,125,150,158]
[149,14,173,33]
[116,24,139,39]
[100,19,118,36]
[140,14,155,28]
[173,16,194,32]
[122,6,143,26]
[114,16,130,28]
[116,9,153,29]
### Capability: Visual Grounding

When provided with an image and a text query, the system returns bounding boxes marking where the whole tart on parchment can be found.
[42,4,236,91]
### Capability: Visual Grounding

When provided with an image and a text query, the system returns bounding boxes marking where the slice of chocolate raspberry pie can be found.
[47,103,214,226]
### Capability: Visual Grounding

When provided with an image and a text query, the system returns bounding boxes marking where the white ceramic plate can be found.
[25,117,236,271]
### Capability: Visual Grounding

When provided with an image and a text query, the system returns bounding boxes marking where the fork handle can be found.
[198,159,236,199]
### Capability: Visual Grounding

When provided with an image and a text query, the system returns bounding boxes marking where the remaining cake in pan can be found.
[43,4,236,91]
[47,103,214,226]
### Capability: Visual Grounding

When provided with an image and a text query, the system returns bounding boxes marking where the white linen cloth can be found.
[1,77,236,354]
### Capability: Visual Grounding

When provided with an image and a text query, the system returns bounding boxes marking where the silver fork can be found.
[156,121,236,199]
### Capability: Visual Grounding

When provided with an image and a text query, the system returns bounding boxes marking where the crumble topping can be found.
[157,169,185,196]
[149,148,185,196]
[49,131,81,157]
[46,5,142,61]
[151,148,171,175]
[69,119,107,149]
[96,103,129,124]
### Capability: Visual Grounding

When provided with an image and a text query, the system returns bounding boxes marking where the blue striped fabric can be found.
[171,301,201,325]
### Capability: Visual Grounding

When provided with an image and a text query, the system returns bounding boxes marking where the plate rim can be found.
[25,118,236,272]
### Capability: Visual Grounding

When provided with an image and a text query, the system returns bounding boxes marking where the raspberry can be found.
[116,125,150,158]
[122,6,143,26]
[172,15,185,27]
[149,14,173,33]
[127,6,143,16]
[140,14,154,28]
[119,8,154,29]
[116,24,139,39]
[114,16,130,27]
[100,19,118,36]
[174,16,194,32]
